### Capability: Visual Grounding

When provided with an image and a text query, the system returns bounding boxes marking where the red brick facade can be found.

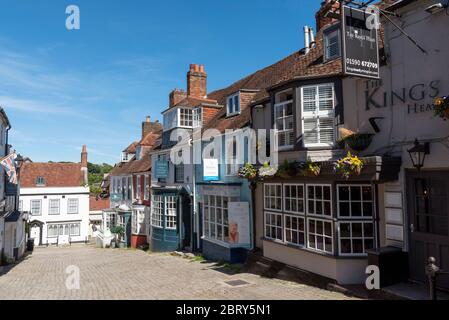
[315,0,340,32]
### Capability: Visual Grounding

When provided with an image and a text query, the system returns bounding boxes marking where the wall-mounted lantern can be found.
[407,139,430,171]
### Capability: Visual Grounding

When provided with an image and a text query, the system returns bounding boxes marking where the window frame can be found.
[67,198,79,214]
[338,220,376,257]
[307,217,334,254]
[324,27,341,61]
[179,108,193,128]
[274,99,295,150]
[35,176,45,186]
[305,183,333,218]
[30,199,42,216]
[226,92,241,117]
[263,183,283,212]
[151,195,164,228]
[144,175,150,200]
[48,199,60,215]
[336,184,375,219]
[283,184,305,215]
[264,211,283,242]
[284,214,306,248]
[136,175,141,200]
[165,196,177,230]
[301,83,336,148]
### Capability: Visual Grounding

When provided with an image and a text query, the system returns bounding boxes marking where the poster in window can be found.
[342,5,380,79]
[228,202,250,246]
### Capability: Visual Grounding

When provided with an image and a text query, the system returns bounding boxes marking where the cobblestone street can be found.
[0,245,355,300]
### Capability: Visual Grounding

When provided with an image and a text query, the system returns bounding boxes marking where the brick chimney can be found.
[187,64,207,98]
[81,145,88,168]
[142,116,162,139]
[316,0,340,32]
[169,88,187,108]
[81,145,88,186]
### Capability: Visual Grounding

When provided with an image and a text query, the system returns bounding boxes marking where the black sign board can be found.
[342,5,380,79]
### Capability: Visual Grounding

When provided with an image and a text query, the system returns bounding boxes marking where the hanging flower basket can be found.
[338,128,374,152]
[344,133,374,151]
[238,163,258,181]
[276,160,297,179]
[334,151,364,179]
[433,96,449,121]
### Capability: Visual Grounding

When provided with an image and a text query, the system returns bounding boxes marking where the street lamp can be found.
[407,139,430,171]
[15,154,24,171]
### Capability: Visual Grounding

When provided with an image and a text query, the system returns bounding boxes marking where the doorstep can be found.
[382,282,449,300]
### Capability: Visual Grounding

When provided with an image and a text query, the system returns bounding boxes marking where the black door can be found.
[181,195,192,250]
[407,171,449,289]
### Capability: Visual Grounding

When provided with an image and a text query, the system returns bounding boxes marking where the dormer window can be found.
[121,152,130,162]
[36,176,45,186]
[227,92,240,116]
[324,26,341,61]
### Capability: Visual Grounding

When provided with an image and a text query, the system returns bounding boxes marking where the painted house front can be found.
[20,146,90,246]
[149,64,221,252]
[345,0,449,290]
[250,0,403,285]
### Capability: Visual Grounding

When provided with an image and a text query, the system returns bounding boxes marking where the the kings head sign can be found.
[342,5,380,79]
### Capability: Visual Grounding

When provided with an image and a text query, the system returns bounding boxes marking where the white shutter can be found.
[303,118,318,145]
[319,118,335,144]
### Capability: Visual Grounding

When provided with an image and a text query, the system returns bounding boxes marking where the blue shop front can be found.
[150,186,193,252]
[196,158,253,263]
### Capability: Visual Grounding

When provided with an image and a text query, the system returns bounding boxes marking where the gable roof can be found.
[20,162,83,188]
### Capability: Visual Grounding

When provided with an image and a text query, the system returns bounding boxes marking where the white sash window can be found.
[301,84,335,147]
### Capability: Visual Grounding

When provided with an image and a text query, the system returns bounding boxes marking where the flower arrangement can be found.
[433,96,449,120]
[298,159,321,177]
[238,163,258,180]
[334,151,364,179]
[258,162,277,178]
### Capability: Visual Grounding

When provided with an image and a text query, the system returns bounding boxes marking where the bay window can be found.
[179,108,193,127]
[301,84,335,147]
[193,108,202,127]
[274,100,294,149]
[264,183,375,256]
[337,184,375,256]
[151,195,164,228]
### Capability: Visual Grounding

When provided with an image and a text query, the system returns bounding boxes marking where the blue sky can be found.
[0,0,317,164]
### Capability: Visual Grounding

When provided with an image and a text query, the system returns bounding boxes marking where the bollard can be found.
[425,257,440,300]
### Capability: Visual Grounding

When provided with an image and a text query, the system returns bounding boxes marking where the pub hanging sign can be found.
[342,5,380,79]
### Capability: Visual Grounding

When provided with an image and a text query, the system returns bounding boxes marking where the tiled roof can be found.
[204,31,342,133]
[173,96,217,108]
[123,141,138,153]
[138,132,161,147]
[89,196,110,211]
[20,162,84,188]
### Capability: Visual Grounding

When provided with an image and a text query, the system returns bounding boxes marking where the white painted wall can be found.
[20,186,90,245]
